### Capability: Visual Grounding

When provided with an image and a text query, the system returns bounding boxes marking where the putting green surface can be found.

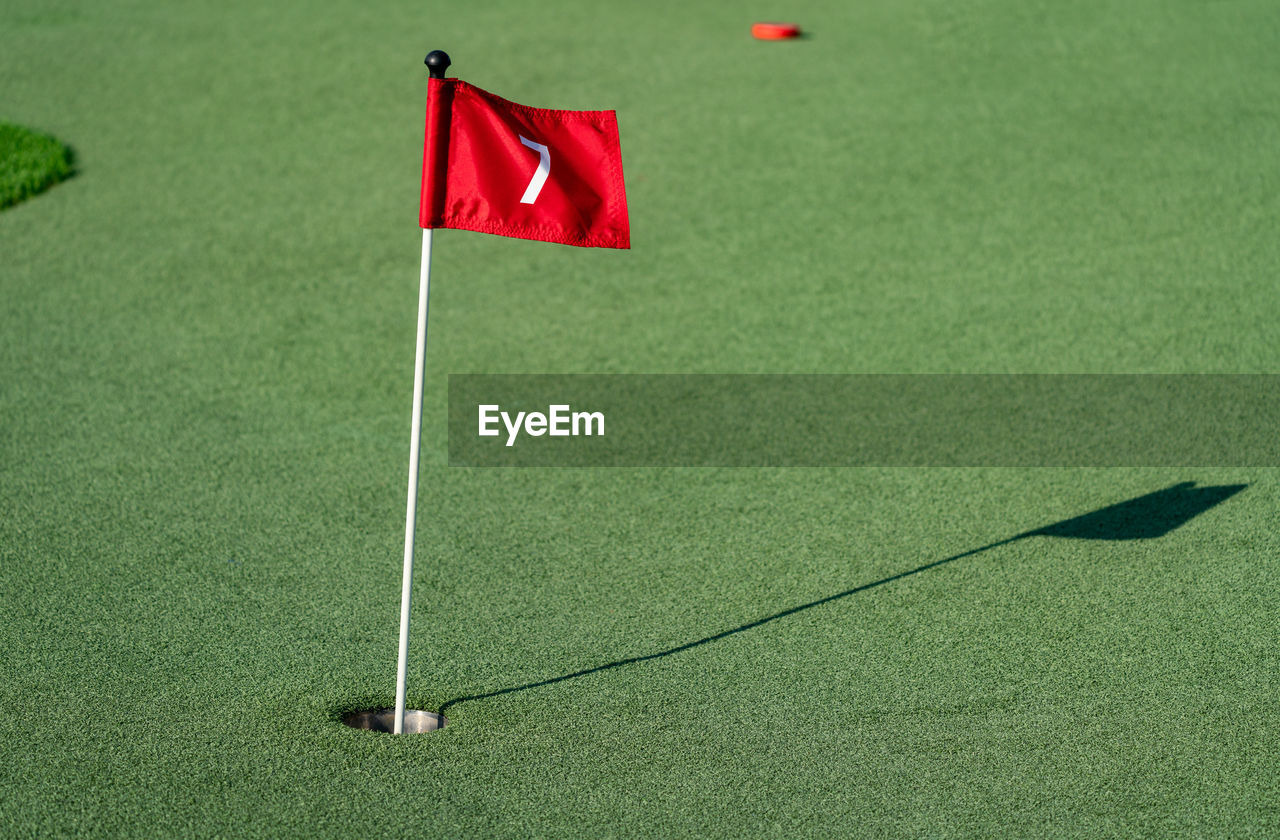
[2,1,1278,837]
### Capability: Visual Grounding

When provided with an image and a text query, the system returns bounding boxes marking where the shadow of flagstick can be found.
[436,481,1247,716]
[437,536,1018,715]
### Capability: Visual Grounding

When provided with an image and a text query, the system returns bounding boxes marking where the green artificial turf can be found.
[0,122,74,210]
[2,0,1278,837]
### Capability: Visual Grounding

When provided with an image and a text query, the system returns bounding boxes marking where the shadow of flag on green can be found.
[1022,481,1247,542]
[435,481,1250,716]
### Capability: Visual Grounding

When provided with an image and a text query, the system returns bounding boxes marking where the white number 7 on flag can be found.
[518,135,550,204]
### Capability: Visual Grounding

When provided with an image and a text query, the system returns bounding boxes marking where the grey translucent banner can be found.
[447,375,1280,467]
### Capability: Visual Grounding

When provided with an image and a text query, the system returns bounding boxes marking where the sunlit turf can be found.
[1,0,1277,836]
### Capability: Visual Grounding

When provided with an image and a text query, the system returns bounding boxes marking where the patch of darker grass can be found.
[0,122,75,210]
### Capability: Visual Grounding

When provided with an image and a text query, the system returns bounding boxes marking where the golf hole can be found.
[342,709,447,734]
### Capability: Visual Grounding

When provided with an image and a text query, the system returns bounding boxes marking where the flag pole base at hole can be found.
[342,709,447,734]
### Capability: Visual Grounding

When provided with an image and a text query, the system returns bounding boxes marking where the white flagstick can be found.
[395,226,434,734]
[393,48,451,736]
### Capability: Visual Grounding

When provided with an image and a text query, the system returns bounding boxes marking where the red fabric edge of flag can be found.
[423,215,629,249]
[419,77,453,229]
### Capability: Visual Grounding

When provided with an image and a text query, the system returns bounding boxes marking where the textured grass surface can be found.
[0,122,73,209]
[1,0,1278,837]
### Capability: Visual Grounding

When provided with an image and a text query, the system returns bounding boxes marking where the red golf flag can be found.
[419,78,630,249]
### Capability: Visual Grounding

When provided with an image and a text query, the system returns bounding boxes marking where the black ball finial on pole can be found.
[425,50,451,79]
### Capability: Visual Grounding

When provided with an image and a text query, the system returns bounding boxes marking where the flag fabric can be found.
[420,77,630,249]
